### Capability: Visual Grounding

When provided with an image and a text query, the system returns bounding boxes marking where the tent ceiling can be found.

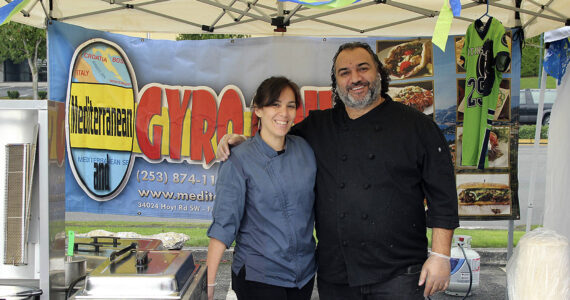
[4,0,569,37]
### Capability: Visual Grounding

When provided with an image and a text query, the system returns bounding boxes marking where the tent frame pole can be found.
[525,56,549,233]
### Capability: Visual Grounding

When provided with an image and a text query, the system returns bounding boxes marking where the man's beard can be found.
[337,75,382,109]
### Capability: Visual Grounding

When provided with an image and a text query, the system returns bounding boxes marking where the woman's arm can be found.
[206,237,227,300]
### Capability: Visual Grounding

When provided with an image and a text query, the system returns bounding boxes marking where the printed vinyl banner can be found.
[48,21,521,221]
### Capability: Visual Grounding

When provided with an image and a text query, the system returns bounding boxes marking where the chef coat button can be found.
[340,154,347,161]
[339,183,345,189]
[363,183,371,190]
[360,242,366,247]
[368,153,375,159]
[339,212,346,219]
[375,125,382,131]
[361,213,368,220]
[342,241,348,246]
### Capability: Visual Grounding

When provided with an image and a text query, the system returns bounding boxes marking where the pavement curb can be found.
[518,139,548,144]
[472,248,508,265]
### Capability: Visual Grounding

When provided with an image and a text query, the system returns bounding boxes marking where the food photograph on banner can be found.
[376,38,434,80]
[387,80,435,119]
[456,173,512,217]
[455,126,511,169]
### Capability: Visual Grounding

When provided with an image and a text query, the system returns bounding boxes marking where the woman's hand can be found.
[206,238,227,300]
[207,284,215,300]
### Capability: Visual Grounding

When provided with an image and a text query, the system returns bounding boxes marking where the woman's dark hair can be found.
[330,42,390,104]
[251,76,301,129]
[252,76,301,109]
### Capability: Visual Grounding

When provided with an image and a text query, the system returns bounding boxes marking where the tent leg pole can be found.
[526,64,549,232]
[506,219,514,300]
[507,219,514,260]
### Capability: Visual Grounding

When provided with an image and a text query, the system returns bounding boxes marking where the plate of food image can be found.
[388,85,434,115]
[379,40,433,79]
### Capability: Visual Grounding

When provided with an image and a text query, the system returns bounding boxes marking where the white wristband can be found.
[207,283,217,287]
[430,251,451,260]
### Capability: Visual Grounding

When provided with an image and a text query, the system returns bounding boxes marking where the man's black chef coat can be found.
[290,95,459,287]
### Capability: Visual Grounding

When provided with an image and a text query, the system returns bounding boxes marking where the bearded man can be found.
[217,42,459,299]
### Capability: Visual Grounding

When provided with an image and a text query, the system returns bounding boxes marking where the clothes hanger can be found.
[475,0,491,27]
[477,0,490,19]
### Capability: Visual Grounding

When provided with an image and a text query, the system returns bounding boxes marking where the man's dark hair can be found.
[330,42,391,104]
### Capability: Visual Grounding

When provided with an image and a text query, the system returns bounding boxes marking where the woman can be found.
[206,76,317,300]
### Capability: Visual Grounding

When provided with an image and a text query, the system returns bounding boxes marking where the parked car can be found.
[519,88,557,125]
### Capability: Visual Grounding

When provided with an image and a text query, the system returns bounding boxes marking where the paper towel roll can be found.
[506,227,570,300]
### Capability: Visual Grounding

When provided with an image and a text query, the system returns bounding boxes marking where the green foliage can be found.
[0,23,46,100]
[176,33,249,41]
[521,36,541,77]
[7,90,20,99]
[0,22,46,64]
[38,91,47,99]
[519,125,549,139]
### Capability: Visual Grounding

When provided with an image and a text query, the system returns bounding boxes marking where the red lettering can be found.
[294,104,305,125]
[251,113,259,136]
[319,90,333,110]
[136,86,163,160]
[217,88,244,143]
[74,70,90,77]
[132,85,331,163]
[190,89,217,164]
[83,53,107,63]
[303,90,318,116]
[166,88,191,160]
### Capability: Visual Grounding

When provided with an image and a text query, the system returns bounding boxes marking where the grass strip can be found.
[67,221,537,248]
[520,76,557,89]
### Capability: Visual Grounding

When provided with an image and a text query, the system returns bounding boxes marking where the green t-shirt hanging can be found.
[459,17,510,169]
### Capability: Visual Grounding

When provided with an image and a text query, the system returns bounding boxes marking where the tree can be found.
[521,36,541,78]
[176,33,249,41]
[0,22,46,100]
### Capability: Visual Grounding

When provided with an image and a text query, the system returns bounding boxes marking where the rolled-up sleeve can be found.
[420,120,459,230]
[207,159,246,248]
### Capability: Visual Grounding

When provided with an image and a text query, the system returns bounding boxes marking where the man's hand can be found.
[418,254,451,297]
[216,134,247,161]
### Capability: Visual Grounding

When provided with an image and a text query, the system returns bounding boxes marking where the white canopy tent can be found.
[4,1,570,298]
[2,0,569,38]
[3,0,570,245]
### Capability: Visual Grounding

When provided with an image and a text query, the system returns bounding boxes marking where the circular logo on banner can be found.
[65,39,137,201]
